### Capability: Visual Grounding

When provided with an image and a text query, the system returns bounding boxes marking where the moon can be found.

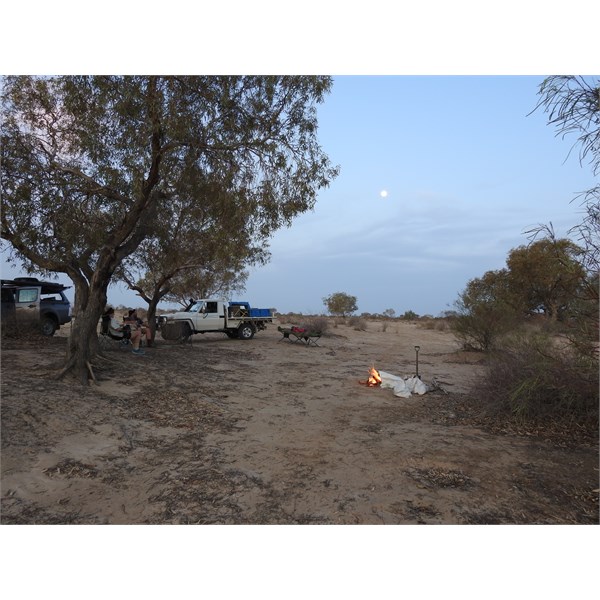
[379,189,388,198]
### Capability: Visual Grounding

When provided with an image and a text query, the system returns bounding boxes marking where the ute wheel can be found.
[40,316,57,336]
[161,321,192,342]
[237,323,255,340]
[180,322,192,342]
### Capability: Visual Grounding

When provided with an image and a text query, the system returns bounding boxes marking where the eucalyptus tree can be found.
[1,76,339,383]
[323,292,358,317]
[116,175,269,336]
[158,261,253,309]
[506,238,586,321]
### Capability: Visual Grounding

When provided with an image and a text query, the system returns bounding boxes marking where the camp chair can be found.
[99,315,132,348]
[278,326,321,347]
[301,331,321,346]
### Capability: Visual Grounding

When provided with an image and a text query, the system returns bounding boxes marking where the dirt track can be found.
[1,319,598,524]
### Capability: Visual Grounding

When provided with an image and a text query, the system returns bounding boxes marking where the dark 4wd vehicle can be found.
[1,277,72,336]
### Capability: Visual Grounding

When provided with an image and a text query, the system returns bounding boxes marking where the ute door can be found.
[194,300,222,332]
[14,286,41,329]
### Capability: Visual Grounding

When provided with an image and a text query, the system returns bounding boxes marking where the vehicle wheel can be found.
[40,316,57,336]
[160,322,177,340]
[180,322,192,343]
[161,321,192,342]
[237,323,255,340]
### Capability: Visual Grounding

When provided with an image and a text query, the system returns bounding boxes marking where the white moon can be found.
[380,189,388,198]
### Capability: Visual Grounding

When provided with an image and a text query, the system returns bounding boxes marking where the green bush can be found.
[475,332,599,424]
[278,312,304,325]
[300,316,330,335]
[323,292,358,317]
[400,310,419,320]
[348,316,367,331]
[451,303,519,351]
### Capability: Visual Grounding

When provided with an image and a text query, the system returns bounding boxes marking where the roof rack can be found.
[1,278,71,293]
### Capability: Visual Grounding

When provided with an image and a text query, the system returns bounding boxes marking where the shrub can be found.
[418,317,451,331]
[278,312,304,325]
[400,310,419,320]
[435,319,450,331]
[418,318,437,330]
[300,316,329,336]
[475,332,599,424]
[451,303,520,351]
[348,316,367,331]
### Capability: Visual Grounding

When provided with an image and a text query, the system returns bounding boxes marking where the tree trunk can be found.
[60,281,108,384]
[547,301,559,322]
[146,296,160,341]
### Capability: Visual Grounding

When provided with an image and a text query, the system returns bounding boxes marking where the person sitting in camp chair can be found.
[125,308,154,348]
[101,307,144,354]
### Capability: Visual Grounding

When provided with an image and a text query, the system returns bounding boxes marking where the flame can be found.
[360,366,382,387]
[367,367,382,386]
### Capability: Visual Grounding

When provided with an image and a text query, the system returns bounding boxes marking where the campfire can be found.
[359,366,382,387]
[359,364,429,398]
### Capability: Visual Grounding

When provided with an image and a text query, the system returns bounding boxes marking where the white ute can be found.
[160,300,273,341]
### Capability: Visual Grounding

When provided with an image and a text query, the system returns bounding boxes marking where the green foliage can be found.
[2,75,338,280]
[161,268,248,306]
[534,76,600,178]
[452,299,518,351]
[116,176,270,311]
[531,76,599,360]
[400,310,419,320]
[451,269,520,351]
[322,292,358,317]
[476,332,599,425]
[0,76,338,377]
[451,238,588,351]
[565,274,599,357]
[506,238,586,321]
[299,316,329,335]
[468,77,600,425]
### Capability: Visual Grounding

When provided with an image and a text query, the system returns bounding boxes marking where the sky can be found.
[2,75,596,316]
[244,75,597,315]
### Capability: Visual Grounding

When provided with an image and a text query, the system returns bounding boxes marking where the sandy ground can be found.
[1,318,598,524]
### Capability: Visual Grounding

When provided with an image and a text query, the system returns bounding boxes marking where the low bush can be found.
[400,310,419,320]
[299,316,330,335]
[348,316,367,331]
[451,304,520,351]
[278,313,304,325]
[475,332,599,425]
[418,317,451,331]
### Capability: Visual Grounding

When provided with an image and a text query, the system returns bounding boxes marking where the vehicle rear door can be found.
[14,286,41,329]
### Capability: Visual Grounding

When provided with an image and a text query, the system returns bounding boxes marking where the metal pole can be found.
[415,345,420,379]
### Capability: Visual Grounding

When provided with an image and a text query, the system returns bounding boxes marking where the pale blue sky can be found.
[244,75,597,315]
[2,75,596,315]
